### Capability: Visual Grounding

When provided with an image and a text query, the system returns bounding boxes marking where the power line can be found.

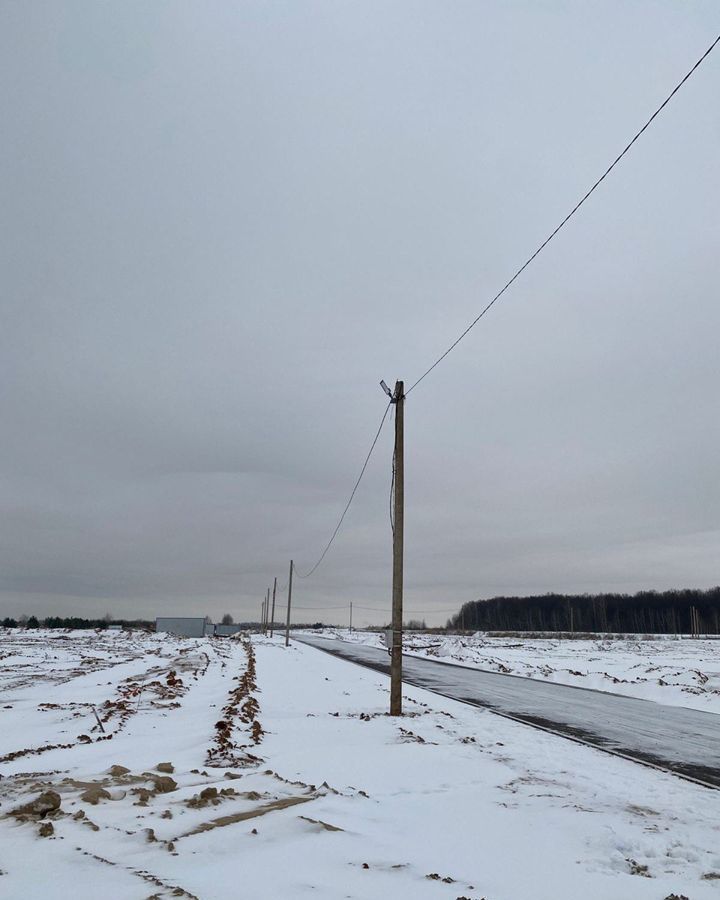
[294,401,392,579]
[279,600,457,614]
[280,35,719,606]
[286,604,349,610]
[406,33,720,396]
[351,604,458,614]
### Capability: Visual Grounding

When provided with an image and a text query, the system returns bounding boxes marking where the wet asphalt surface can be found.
[298,635,720,788]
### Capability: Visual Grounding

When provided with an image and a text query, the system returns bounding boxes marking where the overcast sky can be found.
[1,2,718,626]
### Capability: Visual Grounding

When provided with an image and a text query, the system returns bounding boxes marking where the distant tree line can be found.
[448,587,720,634]
[1,615,153,630]
[1,616,327,631]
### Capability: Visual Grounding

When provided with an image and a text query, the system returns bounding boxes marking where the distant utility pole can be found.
[349,601,353,632]
[285,559,294,647]
[270,577,277,637]
[266,589,271,634]
[260,598,265,633]
[381,379,404,716]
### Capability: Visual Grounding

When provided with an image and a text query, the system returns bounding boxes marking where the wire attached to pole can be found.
[294,400,393,578]
[406,33,720,396]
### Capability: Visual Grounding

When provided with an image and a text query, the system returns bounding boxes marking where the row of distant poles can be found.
[261,594,359,633]
[259,559,294,649]
[258,380,406,716]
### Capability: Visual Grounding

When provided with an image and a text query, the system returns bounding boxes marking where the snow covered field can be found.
[311,629,720,714]
[1,628,719,899]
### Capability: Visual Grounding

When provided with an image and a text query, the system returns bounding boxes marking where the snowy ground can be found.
[309,629,720,714]
[1,629,719,899]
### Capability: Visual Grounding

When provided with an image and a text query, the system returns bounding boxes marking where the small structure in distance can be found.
[155,617,244,638]
[215,623,243,637]
[156,617,206,638]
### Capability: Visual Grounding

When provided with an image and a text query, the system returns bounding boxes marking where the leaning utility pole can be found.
[389,380,404,715]
[270,577,277,637]
[285,559,294,647]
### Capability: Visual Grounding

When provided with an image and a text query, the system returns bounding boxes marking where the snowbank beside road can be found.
[306,629,720,714]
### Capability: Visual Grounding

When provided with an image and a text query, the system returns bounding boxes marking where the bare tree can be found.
[221,613,234,626]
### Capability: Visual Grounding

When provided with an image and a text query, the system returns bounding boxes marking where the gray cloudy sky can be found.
[1,2,718,626]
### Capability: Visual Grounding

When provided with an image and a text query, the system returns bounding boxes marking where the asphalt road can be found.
[298,635,720,788]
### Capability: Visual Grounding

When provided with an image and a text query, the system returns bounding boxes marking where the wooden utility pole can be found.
[349,601,353,632]
[285,559,294,647]
[390,380,404,716]
[260,599,264,633]
[270,577,277,637]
